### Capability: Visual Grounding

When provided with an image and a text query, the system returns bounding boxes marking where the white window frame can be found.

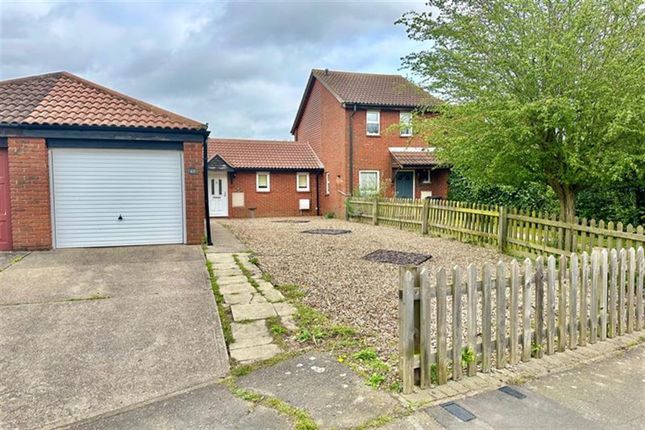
[366,110,380,136]
[400,111,413,137]
[256,172,270,192]
[325,172,330,195]
[296,172,310,192]
[358,170,380,195]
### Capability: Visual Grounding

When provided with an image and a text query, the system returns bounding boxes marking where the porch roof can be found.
[389,147,438,168]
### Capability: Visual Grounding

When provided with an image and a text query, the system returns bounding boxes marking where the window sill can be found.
[400,134,413,138]
[297,189,310,193]
[366,134,381,137]
[256,189,270,193]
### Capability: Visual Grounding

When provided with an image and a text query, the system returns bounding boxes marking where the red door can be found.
[0,149,11,251]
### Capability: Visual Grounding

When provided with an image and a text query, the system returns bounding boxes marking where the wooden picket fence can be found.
[347,197,645,257]
[398,247,645,393]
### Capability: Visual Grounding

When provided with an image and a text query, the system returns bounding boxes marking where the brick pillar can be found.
[183,141,205,245]
[8,137,52,250]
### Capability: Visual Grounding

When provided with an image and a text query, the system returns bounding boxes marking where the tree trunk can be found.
[558,186,576,223]
[549,181,577,223]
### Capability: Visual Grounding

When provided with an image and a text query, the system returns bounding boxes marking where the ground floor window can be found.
[297,172,310,192]
[325,172,330,195]
[358,170,380,195]
[256,172,270,192]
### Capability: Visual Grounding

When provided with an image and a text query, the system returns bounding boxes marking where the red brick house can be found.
[0,72,209,250]
[207,139,323,218]
[291,69,449,216]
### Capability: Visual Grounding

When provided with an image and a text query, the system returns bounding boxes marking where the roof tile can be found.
[0,71,206,131]
[208,138,323,170]
[312,69,441,107]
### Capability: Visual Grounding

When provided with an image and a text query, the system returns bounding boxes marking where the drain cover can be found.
[272,220,311,224]
[441,402,476,422]
[498,386,527,399]
[362,249,432,265]
[302,229,351,235]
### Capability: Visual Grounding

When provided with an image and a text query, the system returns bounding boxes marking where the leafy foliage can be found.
[399,0,645,220]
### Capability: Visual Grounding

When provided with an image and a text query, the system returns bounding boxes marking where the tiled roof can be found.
[390,147,438,167]
[292,69,441,133]
[208,138,324,170]
[0,71,206,131]
[312,69,442,107]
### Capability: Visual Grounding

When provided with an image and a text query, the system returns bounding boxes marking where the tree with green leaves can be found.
[399,0,645,221]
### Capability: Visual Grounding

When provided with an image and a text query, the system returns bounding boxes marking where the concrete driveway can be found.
[0,246,229,429]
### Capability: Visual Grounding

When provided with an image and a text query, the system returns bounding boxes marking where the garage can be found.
[0,71,209,251]
[50,147,185,248]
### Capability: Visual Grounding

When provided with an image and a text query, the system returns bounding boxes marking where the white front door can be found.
[209,172,228,217]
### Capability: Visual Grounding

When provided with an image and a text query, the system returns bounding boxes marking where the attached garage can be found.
[50,148,185,248]
[0,71,210,250]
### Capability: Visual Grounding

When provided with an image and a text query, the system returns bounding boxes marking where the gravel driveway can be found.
[223,217,507,360]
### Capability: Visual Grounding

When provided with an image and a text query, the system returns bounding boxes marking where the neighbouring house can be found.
[207,138,323,218]
[292,69,449,216]
[0,71,209,251]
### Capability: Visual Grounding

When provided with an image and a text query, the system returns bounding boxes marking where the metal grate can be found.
[363,249,432,265]
[498,386,527,399]
[302,229,352,235]
[441,402,476,422]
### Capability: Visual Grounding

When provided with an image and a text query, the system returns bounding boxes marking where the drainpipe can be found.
[315,172,321,216]
[348,104,357,195]
[203,133,213,246]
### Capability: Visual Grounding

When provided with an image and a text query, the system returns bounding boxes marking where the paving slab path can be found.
[206,221,295,364]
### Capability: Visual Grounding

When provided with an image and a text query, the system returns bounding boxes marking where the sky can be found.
[0,0,428,139]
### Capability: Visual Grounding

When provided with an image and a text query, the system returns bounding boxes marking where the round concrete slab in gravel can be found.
[68,383,291,430]
[237,352,401,429]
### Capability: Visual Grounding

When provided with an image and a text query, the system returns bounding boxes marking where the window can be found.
[366,110,380,135]
[256,172,270,192]
[359,170,380,195]
[325,172,330,195]
[420,169,431,184]
[400,112,412,136]
[296,172,310,192]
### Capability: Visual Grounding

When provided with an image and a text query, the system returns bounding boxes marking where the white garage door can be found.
[51,148,184,248]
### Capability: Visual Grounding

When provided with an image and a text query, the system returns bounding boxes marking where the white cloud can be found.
[0,0,428,138]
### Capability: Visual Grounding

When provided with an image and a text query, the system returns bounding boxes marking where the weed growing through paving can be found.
[205,259,234,345]
[222,378,318,430]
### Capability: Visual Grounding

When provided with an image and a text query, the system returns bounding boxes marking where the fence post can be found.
[372,198,379,225]
[497,206,508,253]
[421,197,430,235]
[399,265,417,394]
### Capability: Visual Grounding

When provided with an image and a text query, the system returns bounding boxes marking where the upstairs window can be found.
[256,172,270,192]
[359,170,380,195]
[400,112,413,137]
[366,110,380,136]
[296,172,310,192]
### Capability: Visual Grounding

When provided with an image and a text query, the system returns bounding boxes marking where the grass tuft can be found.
[205,259,234,345]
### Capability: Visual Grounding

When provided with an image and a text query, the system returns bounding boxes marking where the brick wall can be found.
[8,137,52,250]
[183,141,205,244]
[296,79,348,217]
[294,79,450,217]
[227,171,319,218]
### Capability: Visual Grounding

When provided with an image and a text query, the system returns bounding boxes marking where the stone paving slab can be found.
[261,288,285,303]
[219,283,255,295]
[231,303,277,321]
[231,320,271,340]
[231,344,283,363]
[273,302,296,317]
[223,293,253,305]
[238,352,401,429]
